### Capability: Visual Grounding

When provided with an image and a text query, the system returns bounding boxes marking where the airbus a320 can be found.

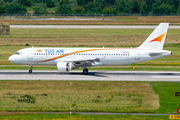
[9,23,172,74]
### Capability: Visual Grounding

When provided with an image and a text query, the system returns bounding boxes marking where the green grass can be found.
[0,81,180,114]
[0,81,158,113]
[151,82,180,114]
[6,28,178,37]
[0,114,169,120]
[0,65,57,70]
[0,28,154,38]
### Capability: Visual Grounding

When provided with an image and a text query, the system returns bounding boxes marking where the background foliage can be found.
[0,0,180,15]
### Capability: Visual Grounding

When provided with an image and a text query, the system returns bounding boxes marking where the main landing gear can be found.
[83,68,88,75]
[29,65,33,73]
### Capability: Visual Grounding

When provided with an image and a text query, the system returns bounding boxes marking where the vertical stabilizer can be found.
[138,23,169,50]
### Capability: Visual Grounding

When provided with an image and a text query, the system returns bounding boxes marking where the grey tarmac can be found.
[10,25,180,29]
[0,112,177,116]
[0,70,180,81]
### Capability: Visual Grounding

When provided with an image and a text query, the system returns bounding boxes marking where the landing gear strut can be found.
[83,68,88,74]
[29,65,33,73]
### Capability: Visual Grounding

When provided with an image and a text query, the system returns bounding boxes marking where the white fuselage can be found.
[9,47,172,66]
[8,23,171,74]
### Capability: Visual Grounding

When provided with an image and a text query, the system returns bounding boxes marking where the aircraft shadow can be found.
[0,71,179,78]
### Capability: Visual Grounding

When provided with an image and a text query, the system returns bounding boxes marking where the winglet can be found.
[138,23,169,50]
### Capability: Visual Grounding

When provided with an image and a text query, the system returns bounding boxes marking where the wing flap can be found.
[63,57,105,66]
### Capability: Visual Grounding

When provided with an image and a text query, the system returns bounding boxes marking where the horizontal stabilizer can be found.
[149,51,171,57]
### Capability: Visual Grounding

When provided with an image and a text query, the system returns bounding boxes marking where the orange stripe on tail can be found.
[149,33,166,43]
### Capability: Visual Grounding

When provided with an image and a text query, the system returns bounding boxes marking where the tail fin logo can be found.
[149,33,166,43]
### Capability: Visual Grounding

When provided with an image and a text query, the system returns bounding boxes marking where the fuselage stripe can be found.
[37,48,130,63]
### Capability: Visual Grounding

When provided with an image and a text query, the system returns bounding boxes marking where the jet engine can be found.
[57,62,78,72]
[57,62,72,71]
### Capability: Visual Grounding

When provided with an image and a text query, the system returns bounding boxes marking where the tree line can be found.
[0,0,180,15]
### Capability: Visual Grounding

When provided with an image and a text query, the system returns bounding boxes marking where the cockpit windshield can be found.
[15,52,22,55]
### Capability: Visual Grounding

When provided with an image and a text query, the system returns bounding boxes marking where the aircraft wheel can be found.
[83,68,88,75]
[29,70,32,73]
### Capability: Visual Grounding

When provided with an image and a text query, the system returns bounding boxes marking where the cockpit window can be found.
[15,52,22,55]
[15,52,19,55]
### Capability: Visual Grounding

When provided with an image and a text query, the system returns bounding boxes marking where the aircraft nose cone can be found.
[9,55,15,63]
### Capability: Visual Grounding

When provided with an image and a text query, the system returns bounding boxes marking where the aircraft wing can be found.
[63,57,105,66]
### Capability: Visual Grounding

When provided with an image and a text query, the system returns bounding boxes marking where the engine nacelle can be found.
[57,62,72,72]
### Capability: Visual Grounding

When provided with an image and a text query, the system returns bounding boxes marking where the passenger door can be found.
[135,51,140,60]
[28,49,33,59]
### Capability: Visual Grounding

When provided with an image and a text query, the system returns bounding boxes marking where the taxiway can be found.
[0,70,180,81]
[10,25,180,29]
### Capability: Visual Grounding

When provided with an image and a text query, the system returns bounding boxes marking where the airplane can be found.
[9,23,172,74]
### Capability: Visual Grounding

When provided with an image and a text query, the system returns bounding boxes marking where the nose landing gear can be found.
[29,65,33,73]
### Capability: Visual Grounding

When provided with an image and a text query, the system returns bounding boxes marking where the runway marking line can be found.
[152,76,180,78]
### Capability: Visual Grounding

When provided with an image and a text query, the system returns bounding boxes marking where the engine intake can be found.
[57,62,72,71]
